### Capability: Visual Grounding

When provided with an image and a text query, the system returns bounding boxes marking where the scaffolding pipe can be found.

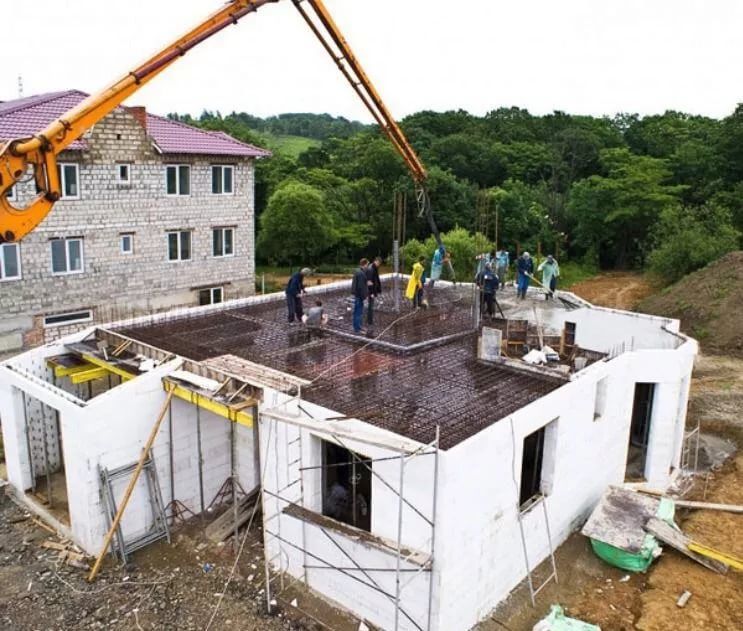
[231,417,239,551]
[393,452,405,631]
[168,401,174,518]
[40,402,53,508]
[426,426,440,631]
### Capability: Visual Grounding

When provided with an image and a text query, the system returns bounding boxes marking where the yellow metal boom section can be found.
[0,0,436,246]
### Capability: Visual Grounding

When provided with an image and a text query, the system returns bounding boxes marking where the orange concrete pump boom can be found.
[0,0,443,249]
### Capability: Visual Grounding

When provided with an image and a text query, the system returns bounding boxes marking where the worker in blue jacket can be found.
[286,267,310,323]
[351,258,369,333]
[476,262,500,319]
[516,252,534,299]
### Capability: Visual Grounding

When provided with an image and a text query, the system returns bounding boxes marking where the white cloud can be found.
[3,0,741,121]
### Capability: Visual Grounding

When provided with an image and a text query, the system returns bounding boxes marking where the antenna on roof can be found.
[17,75,23,98]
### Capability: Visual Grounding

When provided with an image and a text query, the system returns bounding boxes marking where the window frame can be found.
[43,310,93,328]
[212,226,235,258]
[211,165,235,195]
[165,164,191,196]
[57,162,80,199]
[198,286,224,306]
[320,440,372,533]
[166,230,192,262]
[120,233,134,255]
[50,237,84,276]
[116,163,132,185]
[0,243,22,282]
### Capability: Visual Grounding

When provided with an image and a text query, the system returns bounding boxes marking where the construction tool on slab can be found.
[637,489,743,514]
[644,517,729,573]
[526,273,582,310]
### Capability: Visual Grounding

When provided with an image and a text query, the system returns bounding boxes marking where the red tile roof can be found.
[0,90,270,158]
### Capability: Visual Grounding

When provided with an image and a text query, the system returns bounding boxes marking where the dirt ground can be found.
[568,272,657,311]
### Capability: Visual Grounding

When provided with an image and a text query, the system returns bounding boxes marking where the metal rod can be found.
[231,414,239,552]
[304,565,427,573]
[426,426,440,631]
[196,404,205,516]
[393,452,405,631]
[21,391,36,492]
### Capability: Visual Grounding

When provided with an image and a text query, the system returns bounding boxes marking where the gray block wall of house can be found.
[0,109,257,351]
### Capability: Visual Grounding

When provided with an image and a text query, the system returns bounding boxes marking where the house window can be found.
[212,227,235,257]
[167,230,191,261]
[519,419,559,508]
[321,441,371,532]
[50,237,84,275]
[211,165,234,195]
[198,287,223,306]
[57,163,80,199]
[43,310,93,328]
[120,233,134,254]
[594,377,609,420]
[117,163,132,185]
[0,243,21,281]
[165,165,190,196]
[5,185,16,201]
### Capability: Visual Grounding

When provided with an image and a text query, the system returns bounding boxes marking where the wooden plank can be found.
[205,488,261,543]
[645,517,728,574]
[638,489,743,514]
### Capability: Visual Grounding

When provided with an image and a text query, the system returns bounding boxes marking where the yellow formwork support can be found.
[70,366,108,385]
[165,382,254,427]
[80,353,135,382]
[688,541,743,571]
[47,359,96,379]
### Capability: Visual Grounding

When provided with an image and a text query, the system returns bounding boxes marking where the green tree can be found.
[257,182,336,265]
[647,203,740,283]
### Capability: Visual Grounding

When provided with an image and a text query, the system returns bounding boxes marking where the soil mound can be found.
[638,251,743,356]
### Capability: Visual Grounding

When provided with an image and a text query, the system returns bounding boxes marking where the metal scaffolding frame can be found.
[260,402,441,631]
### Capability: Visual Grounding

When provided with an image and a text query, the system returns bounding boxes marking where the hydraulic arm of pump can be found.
[0,0,444,256]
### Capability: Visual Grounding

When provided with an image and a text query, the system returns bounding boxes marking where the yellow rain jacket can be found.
[405,261,424,300]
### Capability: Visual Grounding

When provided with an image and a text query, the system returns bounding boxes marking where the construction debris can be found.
[644,517,728,573]
[533,605,601,630]
[676,590,692,608]
[204,487,261,543]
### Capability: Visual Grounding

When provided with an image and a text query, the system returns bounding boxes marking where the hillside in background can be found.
[638,251,743,356]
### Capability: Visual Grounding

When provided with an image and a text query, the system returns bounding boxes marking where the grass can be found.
[263,133,320,158]
[557,261,600,289]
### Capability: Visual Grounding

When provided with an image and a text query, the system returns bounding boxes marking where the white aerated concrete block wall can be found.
[260,392,441,631]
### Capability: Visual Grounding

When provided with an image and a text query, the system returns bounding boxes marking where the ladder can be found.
[517,494,558,606]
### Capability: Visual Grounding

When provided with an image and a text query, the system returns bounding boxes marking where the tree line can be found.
[169,106,743,283]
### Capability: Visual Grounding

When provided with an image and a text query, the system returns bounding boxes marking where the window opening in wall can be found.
[594,377,609,420]
[43,310,93,327]
[165,165,190,196]
[212,227,235,257]
[198,287,223,306]
[50,237,84,275]
[5,184,16,201]
[120,233,134,254]
[211,165,234,195]
[117,163,131,184]
[0,243,21,281]
[321,441,371,532]
[520,426,546,507]
[57,163,79,199]
[626,382,656,481]
[167,230,191,261]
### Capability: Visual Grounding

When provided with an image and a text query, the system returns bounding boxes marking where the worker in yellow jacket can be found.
[405,256,426,308]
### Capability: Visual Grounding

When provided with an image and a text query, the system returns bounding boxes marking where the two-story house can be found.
[0,90,269,353]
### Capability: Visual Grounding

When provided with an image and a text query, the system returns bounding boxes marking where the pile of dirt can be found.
[637,251,743,356]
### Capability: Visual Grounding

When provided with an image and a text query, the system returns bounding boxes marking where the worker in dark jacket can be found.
[365,256,382,327]
[476,262,500,319]
[285,267,310,323]
[516,252,534,299]
[351,258,369,333]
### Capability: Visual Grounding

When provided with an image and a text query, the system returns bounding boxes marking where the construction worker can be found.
[496,248,510,283]
[537,254,560,300]
[405,255,426,309]
[428,245,449,290]
[475,249,496,279]
[302,299,328,326]
[516,252,534,299]
[285,267,311,324]
[351,258,369,333]
[476,262,500,319]
[366,256,382,327]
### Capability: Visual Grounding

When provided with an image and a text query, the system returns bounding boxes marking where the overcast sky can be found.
[3,0,742,122]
